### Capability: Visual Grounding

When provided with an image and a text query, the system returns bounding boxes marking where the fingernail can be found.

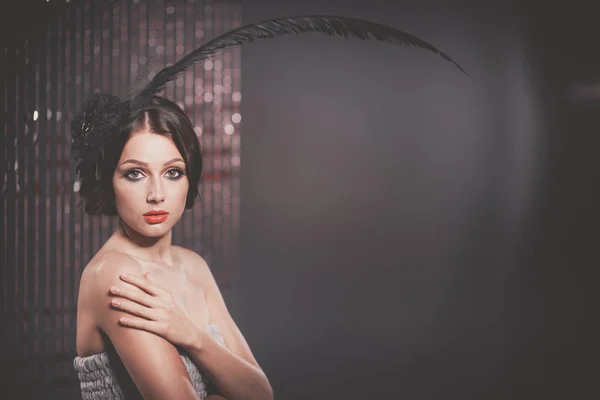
[120,317,128,323]
[111,299,120,306]
[120,273,131,279]
[110,286,120,294]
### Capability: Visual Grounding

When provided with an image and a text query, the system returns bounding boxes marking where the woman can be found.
[69,14,468,399]
[72,95,273,400]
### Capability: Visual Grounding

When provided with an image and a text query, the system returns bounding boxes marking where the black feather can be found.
[123,51,167,100]
[134,14,472,102]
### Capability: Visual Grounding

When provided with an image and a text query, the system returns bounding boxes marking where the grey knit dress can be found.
[73,323,226,400]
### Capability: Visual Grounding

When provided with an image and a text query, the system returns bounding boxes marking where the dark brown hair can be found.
[77,96,202,216]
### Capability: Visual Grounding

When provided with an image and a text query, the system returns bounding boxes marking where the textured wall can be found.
[1,0,242,397]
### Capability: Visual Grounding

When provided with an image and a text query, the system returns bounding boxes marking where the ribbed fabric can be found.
[73,323,226,399]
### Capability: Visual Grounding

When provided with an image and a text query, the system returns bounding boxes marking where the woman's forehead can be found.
[120,131,183,161]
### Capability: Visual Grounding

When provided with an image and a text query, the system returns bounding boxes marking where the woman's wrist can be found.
[185,326,208,353]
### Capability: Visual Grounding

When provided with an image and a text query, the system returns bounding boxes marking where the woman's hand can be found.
[109,272,203,350]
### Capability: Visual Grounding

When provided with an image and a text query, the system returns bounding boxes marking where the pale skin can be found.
[76,127,273,400]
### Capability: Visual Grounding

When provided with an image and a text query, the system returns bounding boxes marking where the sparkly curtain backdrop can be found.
[1,0,242,396]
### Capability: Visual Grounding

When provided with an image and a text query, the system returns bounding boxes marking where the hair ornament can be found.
[71,14,472,180]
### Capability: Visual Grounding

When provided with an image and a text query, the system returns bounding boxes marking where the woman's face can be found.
[113,129,189,238]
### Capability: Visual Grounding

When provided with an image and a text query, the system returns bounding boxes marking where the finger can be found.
[145,272,157,283]
[119,272,171,297]
[119,317,167,335]
[111,298,163,321]
[110,285,163,309]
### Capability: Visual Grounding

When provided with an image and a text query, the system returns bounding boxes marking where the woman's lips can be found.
[143,213,169,224]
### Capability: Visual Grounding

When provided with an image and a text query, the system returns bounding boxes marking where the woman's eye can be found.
[124,169,183,181]
[125,170,143,180]
[167,169,184,179]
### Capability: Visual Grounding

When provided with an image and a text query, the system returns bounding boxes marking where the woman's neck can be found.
[114,219,175,268]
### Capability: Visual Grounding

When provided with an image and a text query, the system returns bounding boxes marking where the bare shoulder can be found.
[175,245,209,266]
[78,250,206,398]
[80,250,143,294]
[174,246,212,280]
[76,251,145,353]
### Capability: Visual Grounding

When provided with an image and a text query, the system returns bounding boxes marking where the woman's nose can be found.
[146,179,165,203]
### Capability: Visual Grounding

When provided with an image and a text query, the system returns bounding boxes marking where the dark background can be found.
[2,0,598,399]
[236,1,597,399]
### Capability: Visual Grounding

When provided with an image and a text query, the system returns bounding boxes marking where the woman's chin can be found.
[126,221,172,238]
[142,224,172,235]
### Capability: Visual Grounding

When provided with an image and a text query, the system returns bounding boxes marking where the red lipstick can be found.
[143,210,169,224]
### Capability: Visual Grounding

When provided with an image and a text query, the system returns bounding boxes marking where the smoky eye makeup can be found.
[123,167,186,182]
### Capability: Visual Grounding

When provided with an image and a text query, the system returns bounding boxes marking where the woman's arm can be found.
[182,250,274,400]
[91,252,202,400]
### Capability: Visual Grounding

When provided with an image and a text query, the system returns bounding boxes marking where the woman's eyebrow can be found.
[120,157,184,167]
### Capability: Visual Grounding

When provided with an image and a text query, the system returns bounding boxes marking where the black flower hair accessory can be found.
[70,93,130,180]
